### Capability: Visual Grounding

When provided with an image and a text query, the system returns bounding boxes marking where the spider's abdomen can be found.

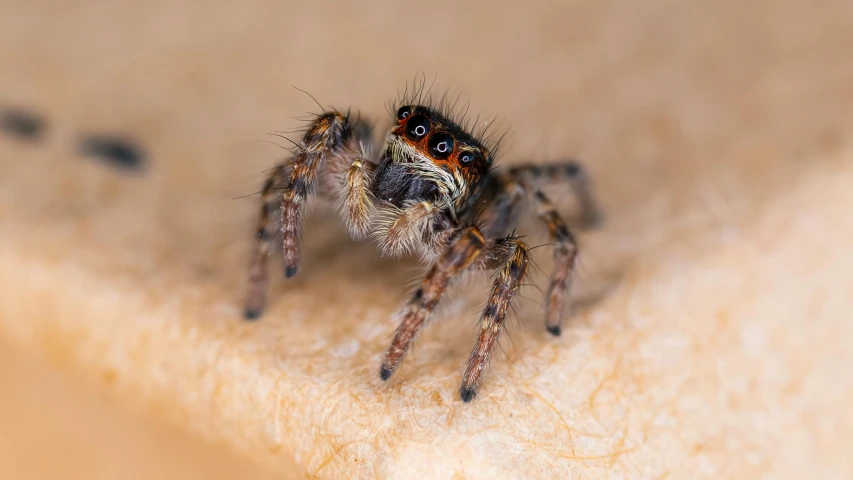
[372,157,438,207]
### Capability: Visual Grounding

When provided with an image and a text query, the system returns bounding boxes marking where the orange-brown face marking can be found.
[393,105,490,186]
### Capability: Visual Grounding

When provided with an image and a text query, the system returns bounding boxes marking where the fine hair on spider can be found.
[243,78,604,402]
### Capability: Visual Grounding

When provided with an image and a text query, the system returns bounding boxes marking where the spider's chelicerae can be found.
[245,93,602,402]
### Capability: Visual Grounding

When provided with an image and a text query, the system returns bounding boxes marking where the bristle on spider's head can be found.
[386,75,506,158]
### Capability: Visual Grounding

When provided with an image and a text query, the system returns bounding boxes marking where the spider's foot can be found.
[244,306,263,321]
[284,265,299,278]
[459,386,477,403]
[546,324,562,336]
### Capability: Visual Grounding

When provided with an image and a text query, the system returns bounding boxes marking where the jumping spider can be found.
[245,94,602,402]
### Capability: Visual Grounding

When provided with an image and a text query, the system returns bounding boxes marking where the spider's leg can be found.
[280,112,353,277]
[508,161,603,227]
[529,188,578,336]
[244,111,354,319]
[460,235,530,401]
[379,225,485,381]
[245,163,287,319]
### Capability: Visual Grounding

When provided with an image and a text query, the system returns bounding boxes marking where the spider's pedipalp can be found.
[339,148,376,239]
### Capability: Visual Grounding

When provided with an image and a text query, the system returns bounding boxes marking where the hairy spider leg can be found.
[245,111,362,319]
[461,236,529,401]
[245,163,288,319]
[508,161,603,227]
[379,226,486,380]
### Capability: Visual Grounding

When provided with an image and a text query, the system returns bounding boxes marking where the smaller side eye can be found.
[459,150,480,164]
[405,114,430,140]
[396,106,412,121]
[427,132,454,160]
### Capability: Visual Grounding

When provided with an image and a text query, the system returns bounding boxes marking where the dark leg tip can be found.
[546,324,562,336]
[244,307,263,321]
[284,265,299,278]
[460,386,477,403]
[379,366,393,381]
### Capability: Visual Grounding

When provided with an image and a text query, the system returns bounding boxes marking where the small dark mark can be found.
[290,177,307,195]
[509,260,524,279]
[379,366,393,381]
[413,288,423,301]
[483,303,498,318]
[244,307,263,321]
[284,265,299,278]
[546,324,562,336]
[564,163,581,177]
[0,108,46,141]
[79,134,145,171]
[555,224,572,241]
[460,386,476,402]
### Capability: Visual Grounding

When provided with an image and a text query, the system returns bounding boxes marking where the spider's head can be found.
[374,105,492,209]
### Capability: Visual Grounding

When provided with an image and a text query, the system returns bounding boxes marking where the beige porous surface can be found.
[1,1,852,478]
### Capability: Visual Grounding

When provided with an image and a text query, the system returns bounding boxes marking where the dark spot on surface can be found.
[534,190,548,202]
[79,135,145,171]
[483,303,498,318]
[413,288,423,301]
[0,108,46,141]
[546,324,562,336]
[379,366,393,381]
[460,386,476,402]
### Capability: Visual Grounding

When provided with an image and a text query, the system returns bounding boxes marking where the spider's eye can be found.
[427,132,454,160]
[404,114,430,140]
[396,105,412,121]
[459,150,479,164]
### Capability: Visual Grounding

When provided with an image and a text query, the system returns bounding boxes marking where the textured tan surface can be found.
[1,1,853,478]
[0,339,288,480]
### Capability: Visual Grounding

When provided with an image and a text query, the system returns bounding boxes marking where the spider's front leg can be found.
[461,236,529,401]
[379,225,485,380]
[245,111,370,319]
[378,224,530,402]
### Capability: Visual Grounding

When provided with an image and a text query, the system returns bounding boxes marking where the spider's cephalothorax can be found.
[245,99,602,402]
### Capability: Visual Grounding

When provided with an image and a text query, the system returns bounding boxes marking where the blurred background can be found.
[1,1,852,478]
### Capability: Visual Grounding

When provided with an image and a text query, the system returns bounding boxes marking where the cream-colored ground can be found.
[1,1,852,479]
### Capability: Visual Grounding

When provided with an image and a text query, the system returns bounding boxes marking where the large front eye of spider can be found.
[427,132,454,160]
[396,105,412,121]
[404,114,430,141]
